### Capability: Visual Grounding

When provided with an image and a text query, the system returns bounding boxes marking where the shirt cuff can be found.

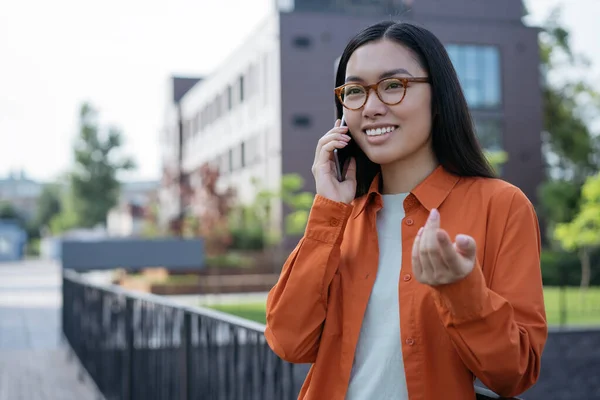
[304,194,353,245]
[431,261,489,323]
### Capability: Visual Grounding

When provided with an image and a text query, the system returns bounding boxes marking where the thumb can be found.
[345,157,357,181]
[455,234,476,258]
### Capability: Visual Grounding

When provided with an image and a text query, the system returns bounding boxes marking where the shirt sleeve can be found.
[264,194,353,364]
[430,187,548,397]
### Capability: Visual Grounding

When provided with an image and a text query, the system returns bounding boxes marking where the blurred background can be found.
[1,0,599,399]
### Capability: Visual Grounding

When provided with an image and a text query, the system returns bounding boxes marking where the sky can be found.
[1,0,598,183]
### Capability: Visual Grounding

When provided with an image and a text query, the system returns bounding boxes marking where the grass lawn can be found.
[542,286,600,326]
[204,287,600,327]
[207,302,268,325]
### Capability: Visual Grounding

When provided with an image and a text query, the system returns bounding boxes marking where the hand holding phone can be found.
[311,117,357,205]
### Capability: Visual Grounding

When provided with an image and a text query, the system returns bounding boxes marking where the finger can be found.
[454,234,477,260]
[428,208,440,229]
[419,211,438,279]
[318,140,349,166]
[436,229,460,270]
[411,226,425,278]
[423,209,441,263]
[325,126,349,136]
[315,130,349,161]
[424,242,446,282]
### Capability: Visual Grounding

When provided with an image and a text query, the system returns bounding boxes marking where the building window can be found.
[446,45,501,109]
[293,35,312,48]
[473,116,503,151]
[227,85,233,110]
[239,75,245,103]
[228,149,234,173]
[292,114,312,128]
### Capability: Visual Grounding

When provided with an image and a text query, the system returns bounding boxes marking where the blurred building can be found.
[160,0,543,238]
[106,180,159,237]
[0,170,44,221]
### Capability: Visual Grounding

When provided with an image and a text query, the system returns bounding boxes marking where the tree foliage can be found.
[187,163,237,255]
[29,183,62,236]
[554,173,600,288]
[536,8,600,238]
[0,202,22,222]
[52,103,135,231]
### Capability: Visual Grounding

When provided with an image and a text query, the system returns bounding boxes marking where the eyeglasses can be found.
[334,77,430,110]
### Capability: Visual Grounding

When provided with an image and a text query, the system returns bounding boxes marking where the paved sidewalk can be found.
[0,259,101,400]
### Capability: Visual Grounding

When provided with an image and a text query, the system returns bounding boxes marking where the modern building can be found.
[160,0,543,240]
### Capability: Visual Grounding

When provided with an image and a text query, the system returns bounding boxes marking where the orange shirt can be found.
[265,166,547,400]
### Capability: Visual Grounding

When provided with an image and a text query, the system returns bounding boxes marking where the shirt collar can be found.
[351,165,460,219]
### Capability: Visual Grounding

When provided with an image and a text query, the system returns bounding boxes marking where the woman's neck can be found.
[380,148,439,194]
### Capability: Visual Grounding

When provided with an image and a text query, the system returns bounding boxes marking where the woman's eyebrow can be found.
[345,68,413,83]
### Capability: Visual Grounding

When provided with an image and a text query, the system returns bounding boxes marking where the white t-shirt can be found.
[346,192,410,400]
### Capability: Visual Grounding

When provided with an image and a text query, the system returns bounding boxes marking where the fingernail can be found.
[429,209,438,220]
[339,141,348,146]
[417,227,424,236]
[456,234,470,247]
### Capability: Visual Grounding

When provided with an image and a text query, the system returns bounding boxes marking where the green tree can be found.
[536,8,600,238]
[554,173,600,289]
[279,174,314,235]
[0,201,22,222]
[238,174,315,247]
[29,183,63,236]
[484,150,508,176]
[60,103,135,229]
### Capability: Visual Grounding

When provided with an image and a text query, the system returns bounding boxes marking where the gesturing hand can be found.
[411,209,477,286]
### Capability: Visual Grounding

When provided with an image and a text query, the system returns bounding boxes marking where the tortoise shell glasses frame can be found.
[334,77,430,110]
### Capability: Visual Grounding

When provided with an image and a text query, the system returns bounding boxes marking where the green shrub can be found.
[541,249,600,286]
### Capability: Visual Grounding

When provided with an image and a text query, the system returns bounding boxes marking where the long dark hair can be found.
[335,21,496,198]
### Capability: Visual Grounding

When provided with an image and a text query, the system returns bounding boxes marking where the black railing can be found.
[62,269,520,400]
[62,269,306,400]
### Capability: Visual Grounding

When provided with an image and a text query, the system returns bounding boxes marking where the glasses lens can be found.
[341,84,366,109]
[377,79,406,105]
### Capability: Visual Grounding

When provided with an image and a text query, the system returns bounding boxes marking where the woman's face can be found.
[343,39,433,166]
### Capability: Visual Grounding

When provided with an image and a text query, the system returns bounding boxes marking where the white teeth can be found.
[365,126,396,136]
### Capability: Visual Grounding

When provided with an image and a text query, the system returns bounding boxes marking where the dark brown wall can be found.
[278,4,543,205]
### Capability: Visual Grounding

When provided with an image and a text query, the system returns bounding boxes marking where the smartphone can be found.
[333,116,352,182]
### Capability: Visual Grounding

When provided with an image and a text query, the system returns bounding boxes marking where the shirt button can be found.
[330,218,339,227]
[403,274,411,282]
[405,338,415,346]
[405,218,414,226]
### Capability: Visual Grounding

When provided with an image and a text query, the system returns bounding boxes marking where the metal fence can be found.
[62,269,305,400]
[63,269,521,400]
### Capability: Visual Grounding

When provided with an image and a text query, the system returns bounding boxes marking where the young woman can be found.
[265,21,547,400]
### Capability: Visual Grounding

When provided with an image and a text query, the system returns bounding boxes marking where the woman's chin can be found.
[364,150,404,166]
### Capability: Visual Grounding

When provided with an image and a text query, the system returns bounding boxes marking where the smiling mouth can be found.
[364,126,398,136]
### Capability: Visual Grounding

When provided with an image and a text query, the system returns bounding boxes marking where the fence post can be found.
[124,297,135,400]
[559,261,568,328]
[181,312,192,400]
